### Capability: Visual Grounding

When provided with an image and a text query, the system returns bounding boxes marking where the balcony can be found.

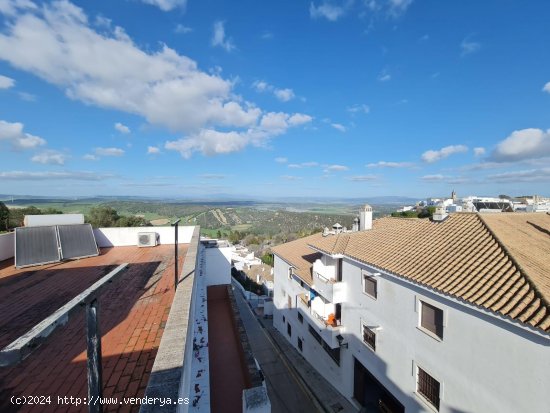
[312,271,346,303]
[297,293,344,349]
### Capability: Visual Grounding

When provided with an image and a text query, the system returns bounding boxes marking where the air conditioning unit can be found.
[137,232,158,247]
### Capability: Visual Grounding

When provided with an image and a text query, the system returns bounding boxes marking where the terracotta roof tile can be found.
[301,213,550,333]
[272,233,324,285]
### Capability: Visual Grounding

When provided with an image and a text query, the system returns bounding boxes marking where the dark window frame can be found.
[362,325,376,351]
[287,322,292,337]
[420,300,444,340]
[363,273,377,299]
[417,367,441,411]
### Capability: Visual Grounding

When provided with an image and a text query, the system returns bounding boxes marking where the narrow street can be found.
[233,289,322,413]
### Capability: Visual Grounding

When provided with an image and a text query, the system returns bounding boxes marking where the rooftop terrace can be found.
[0,244,186,412]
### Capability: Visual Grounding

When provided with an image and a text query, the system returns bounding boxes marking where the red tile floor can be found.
[0,245,187,412]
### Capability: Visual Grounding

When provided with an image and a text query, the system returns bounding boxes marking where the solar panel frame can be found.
[58,224,99,260]
[15,226,61,268]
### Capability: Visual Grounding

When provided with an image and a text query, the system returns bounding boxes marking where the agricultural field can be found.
[1,196,402,246]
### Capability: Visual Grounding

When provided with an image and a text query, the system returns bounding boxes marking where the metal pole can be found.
[86,298,103,413]
[172,219,181,290]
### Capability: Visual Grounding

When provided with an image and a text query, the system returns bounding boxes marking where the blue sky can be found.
[0,0,549,199]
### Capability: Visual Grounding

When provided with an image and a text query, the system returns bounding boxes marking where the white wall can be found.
[274,253,550,413]
[0,232,14,261]
[202,246,232,286]
[94,226,195,247]
[273,256,344,385]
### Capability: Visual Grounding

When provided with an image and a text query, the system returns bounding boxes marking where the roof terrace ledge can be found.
[140,226,201,413]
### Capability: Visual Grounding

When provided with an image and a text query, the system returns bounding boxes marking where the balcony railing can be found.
[297,293,343,349]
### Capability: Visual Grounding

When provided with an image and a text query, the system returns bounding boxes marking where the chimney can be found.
[360,204,373,231]
[432,203,448,222]
[352,217,359,232]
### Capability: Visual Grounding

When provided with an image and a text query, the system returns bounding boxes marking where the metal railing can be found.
[0,263,128,413]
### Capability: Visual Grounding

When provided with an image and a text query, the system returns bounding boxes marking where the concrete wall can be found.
[202,246,232,286]
[274,253,550,413]
[94,226,195,247]
[0,232,14,261]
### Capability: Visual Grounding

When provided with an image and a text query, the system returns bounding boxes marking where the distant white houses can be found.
[272,206,550,413]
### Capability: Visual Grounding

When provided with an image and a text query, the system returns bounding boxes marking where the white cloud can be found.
[261,31,273,40]
[378,70,391,82]
[324,164,348,172]
[0,170,113,180]
[490,128,550,162]
[366,161,414,168]
[253,80,296,102]
[331,123,346,132]
[421,174,446,181]
[0,0,37,17]
[348,175,378,182]
[281,175,302,181]
[274,88,295,102]
[199,174,225,179]
[164,111,312,158]
[0,119,46,149]
[387,0,413,16]
[31,150,67,165]
[460,37,481,56]
[211,21,235,52]
[543,82,550,94]
[0,74,15,89]
[147,146,160,154]
[288,161,318,169]
[18,91,36,101]
[421,145,468,163]
[0,2,306,157]
[140,0,187,12]
[288,113,312,126]
[347,104,370,115]
[114,122,130,134]
[174,24,192,34]
[309,2,345,21]
[473,147,485,157]
[275,157,288,163]
[95,147,125,156]
[487,167,550,183]
[83,154,98,161]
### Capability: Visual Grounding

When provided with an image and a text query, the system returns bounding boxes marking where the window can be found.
[362,325,376,351]
[298,338,303,351]
[417,367,440,410]
[297,312,303,323]
[420,301,443,339]
[282,315,286,323]
[336,259,343,282]
[363,273,377,299]
[308,324,340,365]
[287,322,292,337]
[308,324,322,344]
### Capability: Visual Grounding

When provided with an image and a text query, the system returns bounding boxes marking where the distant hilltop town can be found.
[396,191,550,214]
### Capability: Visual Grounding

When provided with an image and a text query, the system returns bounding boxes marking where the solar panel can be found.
[58,224,99,260]
[15,226,61,268]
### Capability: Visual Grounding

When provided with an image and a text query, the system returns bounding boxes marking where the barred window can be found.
[417,367,440,410]
[362,325,376,351]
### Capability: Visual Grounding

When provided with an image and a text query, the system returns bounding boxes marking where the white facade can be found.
[201,244,232,286]
[273,251,550,413]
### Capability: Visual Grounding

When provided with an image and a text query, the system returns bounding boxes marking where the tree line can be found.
[0,203,149,231]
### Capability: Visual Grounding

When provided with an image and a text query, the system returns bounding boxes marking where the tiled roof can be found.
[271,233,323,285]
[306,213,550,333]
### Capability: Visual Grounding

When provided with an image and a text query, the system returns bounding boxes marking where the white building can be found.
[272,207,550,413]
